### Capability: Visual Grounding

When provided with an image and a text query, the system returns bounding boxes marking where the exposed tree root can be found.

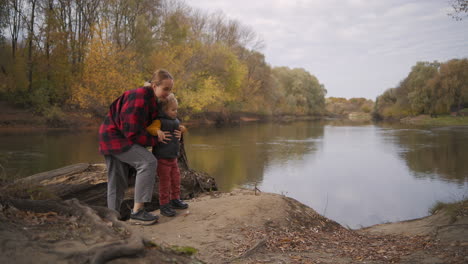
[0,198,197,263]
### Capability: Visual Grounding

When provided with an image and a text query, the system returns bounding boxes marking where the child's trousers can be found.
[157,158,181,205]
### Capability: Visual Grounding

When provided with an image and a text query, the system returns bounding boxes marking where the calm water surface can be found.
[1,121,467,229]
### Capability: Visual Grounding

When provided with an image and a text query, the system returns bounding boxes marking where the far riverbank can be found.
[2,101,468,131]
[0,101,323,131]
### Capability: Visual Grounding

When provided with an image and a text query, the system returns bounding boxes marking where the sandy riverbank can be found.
[132,189,467,263]
[1,188,467,263]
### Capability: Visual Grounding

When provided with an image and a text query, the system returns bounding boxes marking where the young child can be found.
[147,93,188,217]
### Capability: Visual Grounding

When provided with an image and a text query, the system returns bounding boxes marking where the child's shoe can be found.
[171,199,189,209]
[160,203,176,217]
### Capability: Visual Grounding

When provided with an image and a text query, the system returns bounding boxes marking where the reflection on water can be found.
[0,130,104,178]
[385,126,468,184]
[185,122,324,190]
[186,122,468,229]
[0,122,467,228]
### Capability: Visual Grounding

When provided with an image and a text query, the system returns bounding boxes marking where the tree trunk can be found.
[9,0,23,59]
[11,161,216,218]
[27,0,36,92]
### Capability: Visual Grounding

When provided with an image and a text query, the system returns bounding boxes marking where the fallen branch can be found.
[254,182,261,196]
[229,238,267,262]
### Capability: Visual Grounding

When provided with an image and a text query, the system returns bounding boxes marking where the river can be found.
[1,120,467,229]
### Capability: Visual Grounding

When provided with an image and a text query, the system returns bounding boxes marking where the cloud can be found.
[382,2,420,18]
[184,0,468,99]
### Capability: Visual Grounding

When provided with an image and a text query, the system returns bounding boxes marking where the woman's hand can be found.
[174,125,186,141]
[174,129,182,140]
[157,130,172,144]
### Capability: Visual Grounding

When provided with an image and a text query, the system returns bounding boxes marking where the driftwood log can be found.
[11,162,216,218]
[10,140,215,217]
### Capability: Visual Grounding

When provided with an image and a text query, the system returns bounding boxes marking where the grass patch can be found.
[401,115,468,126]
[170,245,198,256]
[429,199,468,222]
[419,115,468,126]
[144,241,199,258]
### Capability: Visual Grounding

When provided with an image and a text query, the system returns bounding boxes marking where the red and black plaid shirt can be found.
[99,86,159,155]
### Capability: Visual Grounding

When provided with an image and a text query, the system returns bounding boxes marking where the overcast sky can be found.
[183,0,468,100]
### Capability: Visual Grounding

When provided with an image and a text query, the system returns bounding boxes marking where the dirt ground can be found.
[129,189,468,264]
[1,189,467,263]
[0,198,200,264]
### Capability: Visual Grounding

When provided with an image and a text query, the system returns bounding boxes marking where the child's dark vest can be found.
[152,114,180,159]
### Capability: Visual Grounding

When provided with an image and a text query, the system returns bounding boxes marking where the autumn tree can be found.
[5,0,25,58]
[374,59,468,119]
[326,97,374,116]
[272,67,326,115]
[449,0,468,20]
[237,49,273,114]
[0,0,327,120]
[73,25,141,115]
[403,62,440,115]
[429,59,468,113]
[176,43,247,113]
[0,0,8,41]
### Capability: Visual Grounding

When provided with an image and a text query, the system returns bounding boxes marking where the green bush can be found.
[361,105,372,113]
[29,83,51,114]
[43,105,67,127]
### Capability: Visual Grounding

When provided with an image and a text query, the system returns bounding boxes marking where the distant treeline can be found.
[0,0,326,120]
[374,59,468,120]
[325,97,374,117]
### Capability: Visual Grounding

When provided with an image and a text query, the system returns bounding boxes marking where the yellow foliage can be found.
[179,77,225,112]
[72,25,142,110]
[206,44,247,100]
[147,44,196,93]
[148,42,248,113]
[382,105,412,119]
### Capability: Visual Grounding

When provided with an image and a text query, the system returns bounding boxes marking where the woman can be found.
[99,69,178,224]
